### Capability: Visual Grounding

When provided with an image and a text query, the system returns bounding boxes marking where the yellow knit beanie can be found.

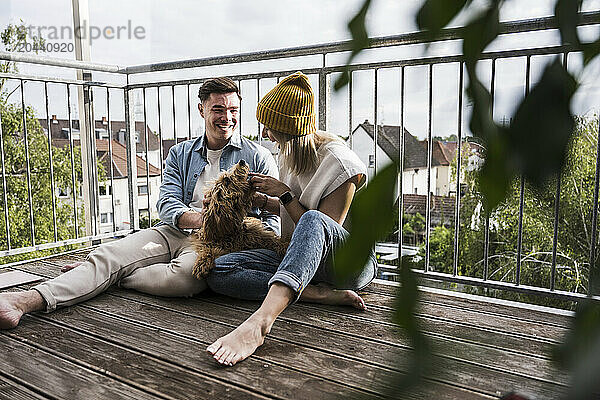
[256,72,316,137]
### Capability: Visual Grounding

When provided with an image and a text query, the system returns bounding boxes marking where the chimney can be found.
[102,116,107,125]
[51,115,58,124]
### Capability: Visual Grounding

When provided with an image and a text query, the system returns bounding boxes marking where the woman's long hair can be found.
[268,130,342,175]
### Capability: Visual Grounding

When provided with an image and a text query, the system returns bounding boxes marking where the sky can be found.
[1,0,600,141]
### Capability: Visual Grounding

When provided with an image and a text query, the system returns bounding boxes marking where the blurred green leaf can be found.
[416,0,469,40]
[462,4,500,71]
[478,133,512,212]
[508,59,577,186]
[582,38,600,65]
[555,0,582,47]
[553,301,600,399]
[334,0,372,91]
[334,161,397,280]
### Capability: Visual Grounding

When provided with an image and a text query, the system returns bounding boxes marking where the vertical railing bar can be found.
[484,59,496,281]
[348,72,353,150]
[157,87,164,181]
[515,177,525,286]
[374,69,378,177]
[171,85,176,146]
[516,55,532,286]
[398,66,406,267]
[186,84,192,140]
[143,88,151,224]
[20,80,36,245]
[453,62,464,277]
[0,93,12,250]
[237,80,242,136]
[124,76,139,231]
[106,88,116,233]
[86,84,99,237]
[257,79,261,144]
[588,114,600,296]
[551,53,568,291]
[318,53,329,132]
[44,82,58,242]
[425,64,433,272]
[66,84,79,238]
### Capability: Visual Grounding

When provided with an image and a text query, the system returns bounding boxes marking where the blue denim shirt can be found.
[157,132,280,235]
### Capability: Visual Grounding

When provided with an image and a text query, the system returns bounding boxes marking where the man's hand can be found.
[177,209,205,229]
[61,262,83,272]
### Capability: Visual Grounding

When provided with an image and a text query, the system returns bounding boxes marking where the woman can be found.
[206,72,377,366]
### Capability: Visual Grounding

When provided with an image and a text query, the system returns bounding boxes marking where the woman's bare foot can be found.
[206,313,273,366]
[300,284,367,310]
[0,291,44,329]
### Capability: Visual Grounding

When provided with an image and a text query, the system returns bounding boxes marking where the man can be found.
[0,77,278,329]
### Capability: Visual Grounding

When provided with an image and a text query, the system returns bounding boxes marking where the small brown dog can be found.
[190,159,289,279]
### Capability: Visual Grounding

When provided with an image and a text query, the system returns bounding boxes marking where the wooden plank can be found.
[98,289,567,400]
[196,294,567,386]
[0,374,49,400]
[299,299,555,358]
[0,333,162,400]
[7,282,492,399]
[14,260,552,359]
[363,292,566,342]
[7,314,270,400]
[365,281,573,328]
[31,299,382,400]
[17,258,556,397]
[0,271,42,289]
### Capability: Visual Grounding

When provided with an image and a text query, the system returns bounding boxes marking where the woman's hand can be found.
[249,173,290,197]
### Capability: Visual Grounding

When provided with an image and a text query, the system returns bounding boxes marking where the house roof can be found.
[354,122,455,169]
[51,138,161,178]
[402,194,456,224]
[39,117,160,153]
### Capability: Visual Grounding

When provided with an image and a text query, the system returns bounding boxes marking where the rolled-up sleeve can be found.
[157,146,189,229]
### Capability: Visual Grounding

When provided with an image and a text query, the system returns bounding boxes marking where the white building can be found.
[40,117,162,233]
[348,121,483,197]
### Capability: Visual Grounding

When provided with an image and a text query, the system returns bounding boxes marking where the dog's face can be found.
[202,160,254,239]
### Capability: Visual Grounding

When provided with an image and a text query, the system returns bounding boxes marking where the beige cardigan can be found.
[279,139,367,241]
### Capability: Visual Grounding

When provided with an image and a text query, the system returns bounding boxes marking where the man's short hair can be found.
[198,77,242,103]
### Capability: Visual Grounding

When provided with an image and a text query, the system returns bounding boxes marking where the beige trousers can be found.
[33,225,206,312]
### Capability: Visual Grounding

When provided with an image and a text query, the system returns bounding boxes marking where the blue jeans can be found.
[206,210,378,301]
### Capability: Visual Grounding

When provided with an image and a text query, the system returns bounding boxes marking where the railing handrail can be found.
[123,11,600,74]
[1,11,599,76]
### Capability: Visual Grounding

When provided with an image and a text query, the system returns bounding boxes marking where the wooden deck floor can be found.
[0,249,571,399]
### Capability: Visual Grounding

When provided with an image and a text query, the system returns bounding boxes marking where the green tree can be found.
[0,21,102,262]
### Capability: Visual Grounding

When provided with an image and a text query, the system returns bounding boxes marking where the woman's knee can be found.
[297,210,328,229]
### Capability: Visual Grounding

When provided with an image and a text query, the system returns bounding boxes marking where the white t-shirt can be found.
[279,139,367,240]
[189,148,223,211]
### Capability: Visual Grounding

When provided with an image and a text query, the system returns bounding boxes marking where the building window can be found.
[98,183,112,196]
[57,187,69,198]
[138,184,148,195]
[368,154,375,168]
[100,212,113,224]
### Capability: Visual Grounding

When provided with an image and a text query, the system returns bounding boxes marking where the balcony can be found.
[1,11,599,399]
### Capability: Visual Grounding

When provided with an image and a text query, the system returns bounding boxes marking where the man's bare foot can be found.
[300,284,367,310]
[206,313,272,366]
[0,290,45,330]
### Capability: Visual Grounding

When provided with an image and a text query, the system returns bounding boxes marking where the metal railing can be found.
[1,11,600,303]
